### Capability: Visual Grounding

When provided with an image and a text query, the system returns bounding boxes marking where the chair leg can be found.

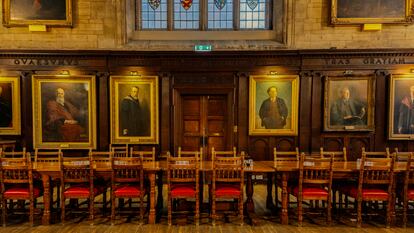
[140,195,144,222]
[212,195,216,226]
[61,197,65,225]
[2,199,7,227]
[168,194,172,226]
[298,197,303,227]
[239,196,243,226]
[403,198,408,228]
[327,198,332,226]
[195,194,200,226]
[30,198,34,227]
[386,201,391,228]
[357,199,362,228]
[89,196,94,225]
[102,190,107,216]
[111,196,116,225]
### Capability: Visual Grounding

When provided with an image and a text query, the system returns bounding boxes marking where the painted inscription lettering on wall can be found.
[323,57,406,66]
[13,58,79,66]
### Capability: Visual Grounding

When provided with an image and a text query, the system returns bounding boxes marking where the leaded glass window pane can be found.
[239,0,268,29]
[141,0,168,29]
[174,0,200,29]
[207,0,233,29]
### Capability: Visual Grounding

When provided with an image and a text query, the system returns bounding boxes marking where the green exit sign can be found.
[194,45,212,52]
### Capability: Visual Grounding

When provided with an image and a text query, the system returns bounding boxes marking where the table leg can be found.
[281,172,289,225]
[156,171,163,221]
[245,172,254,212]
[148,172,156,224]
[266,173,275,209]
[41,174,51,225]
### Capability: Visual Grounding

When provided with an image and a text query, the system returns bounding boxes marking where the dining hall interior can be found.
[1,0,414,232]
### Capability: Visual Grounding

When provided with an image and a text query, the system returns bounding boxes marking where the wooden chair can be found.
[110,144,129,157]
[340,152,395,227]
[89,150,114,215]
[167,153,200,225]
[211,152,244,225]
[130,147,156,162]
[212,147,237,158]
[60,155,97,225]
[111,157,145,225]
[0,141,16,153]
[1,153,42,226]
[362,147,391,158]
[178,146,203,160]
[291,153,334,226]
[320,147,347,161]
[1,147,27,158]
[273,147,300,208]
[397,152,414,227]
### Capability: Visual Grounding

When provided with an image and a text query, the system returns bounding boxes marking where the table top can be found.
[32,160,408,173]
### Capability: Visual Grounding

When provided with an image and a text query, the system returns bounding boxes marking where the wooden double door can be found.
[174,90,234,160]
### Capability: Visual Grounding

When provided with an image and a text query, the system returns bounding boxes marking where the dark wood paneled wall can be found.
[1,49,414,160]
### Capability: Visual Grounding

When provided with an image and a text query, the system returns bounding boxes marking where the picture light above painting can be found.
[2,0,72,27]
[331,0,414,25]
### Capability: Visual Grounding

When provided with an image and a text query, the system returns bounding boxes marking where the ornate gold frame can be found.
[324,76,375,132]
[0,76,20,135]
[249,75,299,136]
[2,0,72,27]
[331,0,414,24]
[110,76,159,144]
[32,75,96,149]
[388,74,414,140]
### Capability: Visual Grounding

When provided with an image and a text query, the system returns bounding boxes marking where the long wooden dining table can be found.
[33,160,407,226]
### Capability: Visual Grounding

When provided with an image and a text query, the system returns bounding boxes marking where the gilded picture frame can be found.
[249,75,299,136]
[32,75,96,149]
[324,76,375,132]
[331,0,414,24]
[2,0,72,27]
[388,74,414,140]
[110,76,159,144]
[0,76,21,135]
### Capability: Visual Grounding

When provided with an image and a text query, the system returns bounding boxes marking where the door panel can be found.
[178,94,230,160]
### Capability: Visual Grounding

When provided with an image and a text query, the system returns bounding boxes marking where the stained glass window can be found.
[239,0,268,29]
[141,0,168,29]
[174,0,200,29]
[207,0,233,29]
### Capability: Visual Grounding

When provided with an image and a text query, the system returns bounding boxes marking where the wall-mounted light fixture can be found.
[411,69,414,73]
[343,70,353,75]
[269,71,278,76]
[130,71,141,76]
[59,70,70,75]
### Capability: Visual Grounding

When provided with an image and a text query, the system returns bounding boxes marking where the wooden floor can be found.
[1,185,414,233]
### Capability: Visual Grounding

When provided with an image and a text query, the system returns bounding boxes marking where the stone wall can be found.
[0,0,413,50]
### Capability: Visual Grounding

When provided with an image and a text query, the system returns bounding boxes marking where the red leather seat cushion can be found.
[407,189,414,200]
[114,185,144,198]
[215,184,241,198]
[171,184,196,198]
[348,187,389,200]
[292,186,328,199]
[4,186,41,199]
[64,185,98,198]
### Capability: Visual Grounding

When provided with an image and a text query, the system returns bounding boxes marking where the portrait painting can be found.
[249,75,299,136]
[0,77,20,135]
[2,0,72,26]
[324,76,375,131]
[110,76,159,144]
[388,74,414,140]
[331,0,414,24]
[32,75,96,149]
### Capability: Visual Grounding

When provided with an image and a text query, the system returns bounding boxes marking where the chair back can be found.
[130,147,156,162]
[361,147,391,158]
[110,144,129,157]
[320,147,347,161]
[0,153,32,185]
[1,147,27,158]
[34,148,62,167]
[212,152,244,183]
[111,157,144,184]
[299,153,333,187]
[404,153,414,196]
[89,150,113,170]
[358,152,395,188]
[178,146,203,160]
[273,147,299,166]
[167,153,199,184]
[394,148,412,162]
[60,155,92,184]
[212,147,237,158]
[1,142,15,153]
